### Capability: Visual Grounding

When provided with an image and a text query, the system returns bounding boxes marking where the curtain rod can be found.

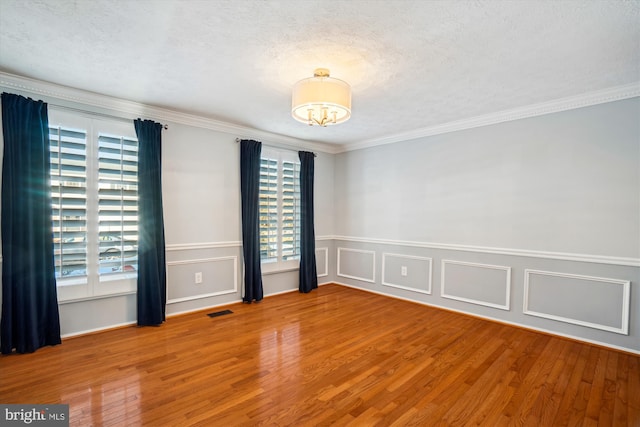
[49,104,168,129]
[235,138,316,157]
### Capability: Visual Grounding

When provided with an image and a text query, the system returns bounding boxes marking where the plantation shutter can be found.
[50,126,88,278]
[282,160,300,260]
[98,134,139,275]
[259,157,279,262]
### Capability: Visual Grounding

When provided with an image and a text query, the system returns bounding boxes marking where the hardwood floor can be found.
[1,284,638,426]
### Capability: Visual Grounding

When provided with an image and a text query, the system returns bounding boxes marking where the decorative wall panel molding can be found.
[523,269,630,335]
[382,253,432,295]
[441,260,511,311]
[337,247,376,283]
[316,247,329,278]
[166,256,238,304]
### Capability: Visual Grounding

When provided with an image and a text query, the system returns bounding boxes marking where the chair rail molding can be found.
[330,235,640,267]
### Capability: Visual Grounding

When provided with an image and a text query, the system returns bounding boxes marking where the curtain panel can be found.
[134,119,166,326]
[298,151,318,293]
[240,139,264,302]
[1,92,61,354]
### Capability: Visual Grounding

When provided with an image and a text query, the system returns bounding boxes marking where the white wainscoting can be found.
[328,236,639,354]
[316,247,329,278]
[441,260,511,311]
[337,247,376,283]
[382,253,432,295]
[523,269,631,335]
[166,256,238,304]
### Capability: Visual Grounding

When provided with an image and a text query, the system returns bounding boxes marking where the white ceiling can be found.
[1,0,639,149]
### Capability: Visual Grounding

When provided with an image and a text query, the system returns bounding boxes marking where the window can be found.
[48,110,138,300]
[259,148,301,271]
[50,126,88,278]
[97,134,139,276]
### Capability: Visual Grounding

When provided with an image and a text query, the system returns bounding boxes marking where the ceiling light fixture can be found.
[292,68,351,126]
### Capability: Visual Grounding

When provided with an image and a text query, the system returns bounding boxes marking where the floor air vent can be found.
[207,309,233,318]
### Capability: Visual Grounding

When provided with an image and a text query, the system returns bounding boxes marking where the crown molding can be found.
[3,71,637,155]
[0,71,337,154]
[336,82,640,153]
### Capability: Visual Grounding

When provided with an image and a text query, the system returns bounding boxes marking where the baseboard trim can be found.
[62,280,637,355]
[59,281,334,339]
[331,281,640,356]
[61,321,137,339]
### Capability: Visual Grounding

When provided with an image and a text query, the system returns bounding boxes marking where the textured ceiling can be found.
[0,0,639,147]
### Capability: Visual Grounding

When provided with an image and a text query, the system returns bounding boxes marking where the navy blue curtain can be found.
[240,139,263,303]
[298,151,318,293]
[1,92,61,354]
[134,119,166,326]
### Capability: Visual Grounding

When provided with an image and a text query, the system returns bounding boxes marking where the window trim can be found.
[259,147,301,274]
[48,109,139,302]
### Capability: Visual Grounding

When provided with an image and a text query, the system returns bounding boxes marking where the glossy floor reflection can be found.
[1,284,638,426]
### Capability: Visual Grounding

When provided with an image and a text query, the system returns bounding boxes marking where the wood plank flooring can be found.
[1,284,638,426]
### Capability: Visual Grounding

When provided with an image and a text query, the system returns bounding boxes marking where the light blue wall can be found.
[334,99,640,258]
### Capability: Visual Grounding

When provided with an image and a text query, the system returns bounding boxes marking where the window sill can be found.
[262,266,299,276]
[100,272,138,282]
[57,273,137,303]
[261,259,300,275]
[58,290,136,305]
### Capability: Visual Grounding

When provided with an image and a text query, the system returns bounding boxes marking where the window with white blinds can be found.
[259,150,301,268]
[50,126,88,279]
[259,157,279,261]
[281,160,301,260]
[98,134,139,276]
[48,110,139,300]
